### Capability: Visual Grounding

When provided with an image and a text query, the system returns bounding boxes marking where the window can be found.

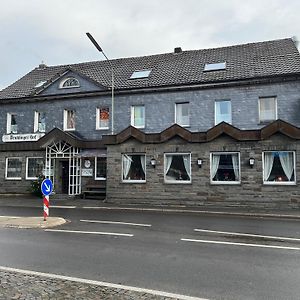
[259,97,277,123]
[131,105,145,128]
[6,157,22,180]
[204,62,226,72]
[130,70,151,79]
[211,152,240,184]
[164,153,191,183]
[59,77,80,89]
[63,110,75,131]
[34,111,46,133]
[7,113,18,134]
[26,157,44,180]
[215,100,232,125]
[263,151,295,184]
[95,157,107,180]
[34,80,47,88]
[122,154,146,182]
[175,103,190,127]
[96,107,109,130]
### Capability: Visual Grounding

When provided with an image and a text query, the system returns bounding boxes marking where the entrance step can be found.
[50,194,76,201]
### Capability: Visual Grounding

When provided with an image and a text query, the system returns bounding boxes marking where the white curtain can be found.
[263,153,274,181]
[279,152,294,181]
[183,155,191,180]
[231,154,239,181]
[140,155,146,176]
[211,154,220,180]
[165,155,173,175]
[123,155,132,180]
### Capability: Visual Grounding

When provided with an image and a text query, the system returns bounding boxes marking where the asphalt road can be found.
[1,206,300,299]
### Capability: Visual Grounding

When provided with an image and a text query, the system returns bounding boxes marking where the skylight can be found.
[130,69,151,79]
[204,62,226,72]
[34,80,47,88]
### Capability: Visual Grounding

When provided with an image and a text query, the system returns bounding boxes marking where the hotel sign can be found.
[2,133,45,142]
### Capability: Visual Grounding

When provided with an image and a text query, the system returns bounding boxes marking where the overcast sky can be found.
[0,0,299,90]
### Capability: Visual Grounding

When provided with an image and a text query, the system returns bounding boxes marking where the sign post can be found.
[41,178,53,221]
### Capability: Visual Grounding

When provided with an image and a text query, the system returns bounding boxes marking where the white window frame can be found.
[258,97,277,123]
[59,77,80,89]
[215,100,232,125]
[7,113,18,134]
[5,157,22,180]
[164,153,192,184]
[63,109,76,131]
[262,151,296,185]
[210,152,241,185]
[26,157,44,180]
[96,107,110,130]
[34,111,46,133]
[131,105,145,129]
[122,154,146,183]
[95,157,107,181]
[175,102,190,127]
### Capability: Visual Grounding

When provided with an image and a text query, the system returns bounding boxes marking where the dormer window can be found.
[59,77,80,89]
[130,69,151,79]
[204,62,226,72]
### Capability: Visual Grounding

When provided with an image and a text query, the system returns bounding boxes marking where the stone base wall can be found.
[106,134,300,209]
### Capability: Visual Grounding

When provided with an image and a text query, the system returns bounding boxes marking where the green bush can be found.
[28,174,45,197]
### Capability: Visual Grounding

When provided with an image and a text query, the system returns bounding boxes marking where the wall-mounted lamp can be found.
[197,158,202,168]
[150,158,157,168]
[249,157,255,168]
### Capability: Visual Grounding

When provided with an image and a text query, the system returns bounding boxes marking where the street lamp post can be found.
[86,32,114,135]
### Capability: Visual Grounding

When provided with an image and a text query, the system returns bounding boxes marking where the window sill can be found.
[164,180,192,184]
[95,177,106,181]
[263,182,296,186]
[5,178,22,180]
[210,181,241,185]
[96,127,109,131]
[122,180,146,184]
[64,128,76,132]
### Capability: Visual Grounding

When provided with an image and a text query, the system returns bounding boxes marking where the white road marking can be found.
[80,219,152,227]
[45,229,134,237]
[0,266,205,300]
[194,228,300,242]
[50,205,76,209]
[181,238,300,251]
[0,216,21,218]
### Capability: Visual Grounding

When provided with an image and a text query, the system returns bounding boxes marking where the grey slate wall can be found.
[1,81,300,144]
[106,134,300,209]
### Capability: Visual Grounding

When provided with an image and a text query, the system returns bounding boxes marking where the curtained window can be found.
[259,97,277,122]
[263,151,295,184]
[122,154,146,182]
[175,103,190,127]
[26,157,44,180]
[215,100,232,125]
[131,105,145,128]
[211,152,240,183]
[96,107,109,129]
[164,153,191,183]
[6,157,22,180]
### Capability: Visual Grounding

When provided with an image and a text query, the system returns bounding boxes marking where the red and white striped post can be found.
[41,178,53,222]
[43,195,49,221]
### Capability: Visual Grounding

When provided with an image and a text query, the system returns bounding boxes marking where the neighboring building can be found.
[1,38,300,208]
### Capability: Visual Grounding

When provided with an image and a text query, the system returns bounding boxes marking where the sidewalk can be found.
[0,267,199,300]
[0,194,300,219]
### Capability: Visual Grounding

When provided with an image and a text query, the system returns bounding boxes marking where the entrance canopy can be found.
[76,149,107,158]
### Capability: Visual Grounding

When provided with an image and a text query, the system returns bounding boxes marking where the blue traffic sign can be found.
[41,178,53,196]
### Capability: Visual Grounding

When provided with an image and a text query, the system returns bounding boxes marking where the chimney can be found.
[174,47,182,54]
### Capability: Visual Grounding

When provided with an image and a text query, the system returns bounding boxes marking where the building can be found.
[1,38,300,208]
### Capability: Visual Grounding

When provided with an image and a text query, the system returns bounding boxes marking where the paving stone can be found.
[0,270,180,300]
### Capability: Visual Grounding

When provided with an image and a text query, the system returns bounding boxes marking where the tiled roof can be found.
[1,38,300,100]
